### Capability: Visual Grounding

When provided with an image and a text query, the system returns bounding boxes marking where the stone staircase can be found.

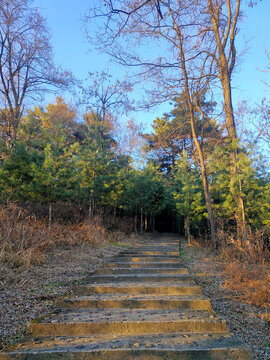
[0,235,253,359]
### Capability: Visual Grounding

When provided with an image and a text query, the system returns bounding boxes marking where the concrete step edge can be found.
[0,333,253,360]
[28,318,228,337]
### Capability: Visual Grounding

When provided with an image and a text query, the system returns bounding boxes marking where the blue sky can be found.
[233,2,270,102]
[34,0,270,128]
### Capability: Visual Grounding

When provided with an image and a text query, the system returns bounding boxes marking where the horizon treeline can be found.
[0,94,269,261]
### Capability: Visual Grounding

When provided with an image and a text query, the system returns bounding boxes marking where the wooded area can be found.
[0,2,269,357]
[0,0,269,266]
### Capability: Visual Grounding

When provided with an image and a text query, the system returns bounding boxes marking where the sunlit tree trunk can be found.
[222,77,247,243]
[165,4,217,249]
[144,212,148,232]
[207,0,247,243]
[189,107,217,249]
[178,44,217,249]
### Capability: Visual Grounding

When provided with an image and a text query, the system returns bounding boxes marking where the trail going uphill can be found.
[0,234,253,359]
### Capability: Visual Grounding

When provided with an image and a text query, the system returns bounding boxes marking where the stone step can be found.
[134,240,179,244]
[57,294,212,310]
[133,248,179,251]
[135,242,180,246]
[28,309,227,337]
[76,282,203,295]
[108,257,181,263]
[104,261,185,268]
[120,251,179,256]
[0,333,252,359]
[95,267,189,275]
[1,236,253,360]
[88,273,192,283]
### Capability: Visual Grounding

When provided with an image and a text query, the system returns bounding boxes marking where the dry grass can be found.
[222,262,270,308]
[0,204,48,267]
[0,203,128,268]
[0,204,136,349]
[182,236,270,309]
[216,223,270,264]
[213,223,270,308]
[182,238,270,359]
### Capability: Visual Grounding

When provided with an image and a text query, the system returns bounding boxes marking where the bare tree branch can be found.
[0,0,75,145]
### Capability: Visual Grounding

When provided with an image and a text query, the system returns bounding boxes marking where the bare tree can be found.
[0,0,74,145]
[113,117,145,167]
[85,0,220,247]
[200,0,248,242]
[236,99,270,162]
[86,0,253,243]
[258,49,270,88]
[81,71,133,127]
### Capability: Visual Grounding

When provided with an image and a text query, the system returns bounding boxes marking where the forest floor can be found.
[183,239,270,360]
[0,233,269,359]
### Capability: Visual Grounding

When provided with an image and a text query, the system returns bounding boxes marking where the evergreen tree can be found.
[172,151,205,245]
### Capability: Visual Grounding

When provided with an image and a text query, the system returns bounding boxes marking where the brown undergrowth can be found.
[217,222,270,265]
[185,235,270,309]
[0,204,136,350]
[222,262,270,309]
[0,203,130,267]
[182,238,270,359]
[216,226,270,309]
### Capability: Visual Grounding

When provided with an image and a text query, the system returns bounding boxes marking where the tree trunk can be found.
[140,207,143,235]
[144,212,148,232]
[167,8,217,249]
[134,211,137,234]
[189,103,217,249]
[89,190,94,219]
[208,0,246,243]
[89,166,96,219]
[185,215,191,246]
[48,202,52,229]
[222,77,247,243]
[113,201,117,223]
